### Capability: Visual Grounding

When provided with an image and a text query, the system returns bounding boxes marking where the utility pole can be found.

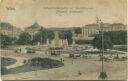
[96,17,107,80]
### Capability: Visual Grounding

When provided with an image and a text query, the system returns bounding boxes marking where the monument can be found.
[50,31,63,49]
[50,32,63,55]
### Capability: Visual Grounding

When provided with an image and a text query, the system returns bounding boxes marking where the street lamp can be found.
[96,17,108,80]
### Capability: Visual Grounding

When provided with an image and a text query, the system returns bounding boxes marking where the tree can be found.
[59,30,73,44]
[0,34,12,48]
[46,30,55,42]
[92,34,113,51]
[12,37,17,44]
[104,31,127,45]
[17,32,32,45]
[32,29,55,44]
[32,29,47,44]
[74,27,82,34]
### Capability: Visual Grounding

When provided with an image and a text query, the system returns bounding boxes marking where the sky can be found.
[0,0,127,29]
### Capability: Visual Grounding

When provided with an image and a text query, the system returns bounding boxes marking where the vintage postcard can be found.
[0,0,127,81]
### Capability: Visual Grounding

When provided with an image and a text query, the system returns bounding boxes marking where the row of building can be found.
[73,23,127,41]
[0,22,43,38]
[0,22,127,42]
[0,22,23,38]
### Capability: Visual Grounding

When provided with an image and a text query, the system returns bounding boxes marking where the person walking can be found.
[23,59,26,65]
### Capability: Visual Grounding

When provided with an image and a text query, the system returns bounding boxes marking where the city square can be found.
[0,20,127,80]
[0,0,127,80]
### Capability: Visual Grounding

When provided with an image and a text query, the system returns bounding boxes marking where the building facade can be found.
[0,22,22,38]
[73,23,126,41]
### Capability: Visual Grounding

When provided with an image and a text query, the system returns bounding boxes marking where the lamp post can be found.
[97,17,107,80]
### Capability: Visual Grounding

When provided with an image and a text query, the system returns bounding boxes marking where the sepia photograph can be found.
[0,0,127,80]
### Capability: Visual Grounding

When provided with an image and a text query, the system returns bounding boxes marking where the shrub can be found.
[1,57,16,66]
[1,66,9,75]
[28,57,64,68]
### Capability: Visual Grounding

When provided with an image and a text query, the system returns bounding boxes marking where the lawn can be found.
[1,57,17,66]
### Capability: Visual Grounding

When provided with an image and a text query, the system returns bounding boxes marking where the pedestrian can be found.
[18,48,21,53]
[23,59,26,64]
[117,54,119,59]
[78,71,82,76]
[63,58,64,62]
[61,58,64,62]
[72,59,74,64]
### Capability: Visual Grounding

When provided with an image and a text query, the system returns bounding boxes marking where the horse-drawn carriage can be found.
[102,55,127,62]
[69,54,81,59]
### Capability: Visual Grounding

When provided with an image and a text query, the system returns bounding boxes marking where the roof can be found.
[27,22,42,29]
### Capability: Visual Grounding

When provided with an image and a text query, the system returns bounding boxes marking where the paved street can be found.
[1,49,127,80]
